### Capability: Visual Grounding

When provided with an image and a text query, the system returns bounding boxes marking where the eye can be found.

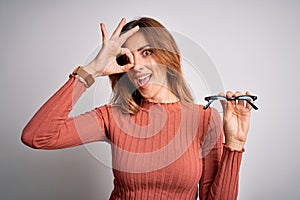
[142,49,153,57]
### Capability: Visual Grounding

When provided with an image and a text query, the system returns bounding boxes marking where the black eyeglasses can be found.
[203,95,258,112]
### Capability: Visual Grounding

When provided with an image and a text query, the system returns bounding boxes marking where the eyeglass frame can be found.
[203,95,258,110]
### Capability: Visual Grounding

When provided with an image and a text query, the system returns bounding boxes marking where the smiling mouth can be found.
[137,74,152,88]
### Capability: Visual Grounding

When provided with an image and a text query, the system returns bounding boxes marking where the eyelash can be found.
[142,49,153,57]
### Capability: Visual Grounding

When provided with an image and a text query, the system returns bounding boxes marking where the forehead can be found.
[123,31,149,51]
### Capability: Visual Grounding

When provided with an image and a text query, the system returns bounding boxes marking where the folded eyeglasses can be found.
[203,95,258,112]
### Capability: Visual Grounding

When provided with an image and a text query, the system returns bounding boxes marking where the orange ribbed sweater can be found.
[22,76,243,200]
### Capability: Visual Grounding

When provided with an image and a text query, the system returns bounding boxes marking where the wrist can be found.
[83,62,101,78]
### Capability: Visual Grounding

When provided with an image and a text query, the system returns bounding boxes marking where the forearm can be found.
[21,76,86,149]
[206,145,244,200]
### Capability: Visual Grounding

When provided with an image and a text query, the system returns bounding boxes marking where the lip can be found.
[136,74,152,88]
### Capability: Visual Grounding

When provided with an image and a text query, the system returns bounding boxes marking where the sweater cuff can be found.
[68,75,87,104]
[223,144,245,153]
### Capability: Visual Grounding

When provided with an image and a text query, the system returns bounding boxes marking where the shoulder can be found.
[95,104,129,119]
[188,103,219,128]
[187,103,211,116]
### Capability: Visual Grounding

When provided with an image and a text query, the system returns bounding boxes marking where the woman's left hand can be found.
[222,91,252,151]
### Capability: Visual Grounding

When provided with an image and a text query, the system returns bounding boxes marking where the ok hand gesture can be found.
[84,18,139,77]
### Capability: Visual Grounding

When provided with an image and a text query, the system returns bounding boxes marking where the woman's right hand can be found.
[83,18,139,77]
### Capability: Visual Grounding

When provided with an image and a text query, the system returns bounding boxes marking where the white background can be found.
[1,0,299,199]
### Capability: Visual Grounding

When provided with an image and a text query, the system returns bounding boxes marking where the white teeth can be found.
[138,74,151,81]
[137,74,151,87]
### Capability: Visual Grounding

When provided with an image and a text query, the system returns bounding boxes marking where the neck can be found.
[146,88,179,103]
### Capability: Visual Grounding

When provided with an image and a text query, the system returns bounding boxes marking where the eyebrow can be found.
[137,44,151,52]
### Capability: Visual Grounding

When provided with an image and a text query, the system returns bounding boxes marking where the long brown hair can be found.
[109,17,194,114]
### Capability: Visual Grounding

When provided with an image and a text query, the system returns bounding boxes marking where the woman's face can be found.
[124,31,175,103]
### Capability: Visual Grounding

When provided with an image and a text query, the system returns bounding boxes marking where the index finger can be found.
[118,25,140,45]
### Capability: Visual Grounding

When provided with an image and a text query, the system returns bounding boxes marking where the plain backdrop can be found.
[1,0,300,199]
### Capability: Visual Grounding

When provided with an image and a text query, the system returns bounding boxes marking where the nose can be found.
[132,54,144,72]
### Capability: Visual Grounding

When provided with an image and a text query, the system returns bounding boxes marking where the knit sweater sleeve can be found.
[199,108,243,200]
[21,76,108,150]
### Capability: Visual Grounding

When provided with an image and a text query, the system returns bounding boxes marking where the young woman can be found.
[22,17,254,199]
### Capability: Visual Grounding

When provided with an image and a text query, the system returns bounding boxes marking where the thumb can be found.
[122,63,134,72]
[218,92,227,112]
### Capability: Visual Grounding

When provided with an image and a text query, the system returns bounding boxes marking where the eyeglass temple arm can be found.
[203,101,213,110]
[245,99,258,110]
